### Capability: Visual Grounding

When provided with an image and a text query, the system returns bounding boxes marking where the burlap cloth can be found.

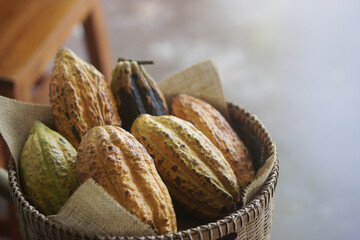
[0,60,275,238]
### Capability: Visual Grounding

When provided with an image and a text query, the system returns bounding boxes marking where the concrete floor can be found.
[54,0,360,239]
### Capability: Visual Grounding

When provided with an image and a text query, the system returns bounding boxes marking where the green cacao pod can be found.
[76,125,177,234]
[111,61,168,130]
[131,114,240,220]
[49,47,121,149]
[19,120,79,215]
[172,94,255,189]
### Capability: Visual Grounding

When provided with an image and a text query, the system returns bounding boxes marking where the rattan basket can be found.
[7,102,279,240]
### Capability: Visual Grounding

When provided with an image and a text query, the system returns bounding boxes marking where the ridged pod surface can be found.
[111,61,168,130]
[49,48,121,149]
[20,120,79,215]
[131,114,240,220]
[76,125,177,234]
[172,94,255,189]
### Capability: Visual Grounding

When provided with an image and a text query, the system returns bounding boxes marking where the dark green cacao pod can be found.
[111,61,168,130]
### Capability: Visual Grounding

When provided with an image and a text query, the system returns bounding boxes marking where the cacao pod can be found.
[20,120,79,215]
[171,94,255,189]
[131,114,240,220]
[76,125,177,234]
[111,60,168,130]
[49,47,121,149]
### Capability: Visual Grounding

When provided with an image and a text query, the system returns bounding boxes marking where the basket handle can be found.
[0,167,11,202]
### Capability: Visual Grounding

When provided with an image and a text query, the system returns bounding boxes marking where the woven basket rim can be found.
[8,103,279,240]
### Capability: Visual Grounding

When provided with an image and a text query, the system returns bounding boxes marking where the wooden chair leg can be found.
[0,81,14,99]
[0,136,22,240]
[32,74,51,105]
[1,74,50,104]
[8,204,22,240]
[12,79,34,103]
[83,0,113,83]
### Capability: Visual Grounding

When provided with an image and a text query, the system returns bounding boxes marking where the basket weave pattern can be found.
[8,103,279,240]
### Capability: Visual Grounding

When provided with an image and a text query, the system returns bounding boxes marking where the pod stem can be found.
[117,58,154,65]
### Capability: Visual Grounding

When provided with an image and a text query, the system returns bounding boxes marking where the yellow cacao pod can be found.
[49,48,121,149]
[131,114,240,220]
[76,125,177,234]
[172,94,255,189]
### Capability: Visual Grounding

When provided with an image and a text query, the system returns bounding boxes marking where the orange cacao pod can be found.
[171,94,255,189]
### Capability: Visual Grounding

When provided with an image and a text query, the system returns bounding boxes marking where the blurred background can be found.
[1,0,360,239]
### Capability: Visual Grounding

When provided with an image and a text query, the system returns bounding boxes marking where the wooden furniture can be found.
[0,0,113,102]
[0,0,113,239]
